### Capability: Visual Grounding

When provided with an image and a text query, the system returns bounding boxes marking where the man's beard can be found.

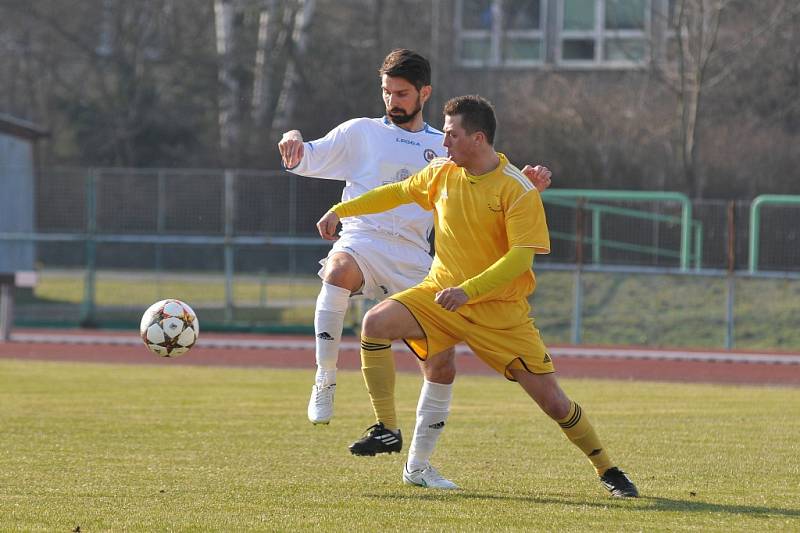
[387,100,422,125]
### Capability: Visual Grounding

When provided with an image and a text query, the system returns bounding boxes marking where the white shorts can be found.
[318,231,432,300]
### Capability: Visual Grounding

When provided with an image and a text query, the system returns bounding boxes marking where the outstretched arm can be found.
[277,120,362,180]
[316,181,413,241]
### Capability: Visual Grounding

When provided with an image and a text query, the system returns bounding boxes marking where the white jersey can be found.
[289,117,444,253]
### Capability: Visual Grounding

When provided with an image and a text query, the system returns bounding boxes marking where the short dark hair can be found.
[378,49,431,90]
[443,95,497,145]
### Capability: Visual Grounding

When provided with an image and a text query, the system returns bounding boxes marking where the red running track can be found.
[1,329,799,386]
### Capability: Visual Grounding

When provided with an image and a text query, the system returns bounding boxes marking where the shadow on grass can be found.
[637,496,800,518]
[368,491,800,518]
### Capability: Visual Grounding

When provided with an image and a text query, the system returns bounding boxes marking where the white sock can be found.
[407,380,453,471]
[313,282,351,387]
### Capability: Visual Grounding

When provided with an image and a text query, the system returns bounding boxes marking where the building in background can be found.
[0,113,47,339]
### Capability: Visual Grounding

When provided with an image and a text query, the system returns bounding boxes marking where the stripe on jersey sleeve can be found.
[502,165,535,192]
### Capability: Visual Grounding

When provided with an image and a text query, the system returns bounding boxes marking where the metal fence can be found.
[2,166,799,350]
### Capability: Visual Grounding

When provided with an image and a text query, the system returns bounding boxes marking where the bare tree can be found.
[271,0,316,133]
[651,0,799,197]
[214,0,242,163]
[0,0,213,166]
[251,0,278,127]
[250,1,297,129]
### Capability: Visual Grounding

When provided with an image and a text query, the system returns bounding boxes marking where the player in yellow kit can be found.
[317,95,639,497]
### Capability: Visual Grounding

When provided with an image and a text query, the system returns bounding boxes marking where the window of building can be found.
[558,0,650,66]
[455,0,653,69]
[457,0,546,67]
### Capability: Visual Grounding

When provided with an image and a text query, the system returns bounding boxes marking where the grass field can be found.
[1,359,798,531]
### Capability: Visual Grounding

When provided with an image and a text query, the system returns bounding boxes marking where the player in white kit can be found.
[278,49,551,489]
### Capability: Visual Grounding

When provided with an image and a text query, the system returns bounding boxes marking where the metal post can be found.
[571,199,585,345]
[725,201,736,350]
[288,175,297,278]
[693,222,703,270]
[749,198,760,273]
[223,170,235,323]
[81,169,97,326]
[155,170,166,297]
[259,269,268,308]
[725,275,735,350]
[0,283,13,341]
[679,200,692,271]
[591,208,601,264]
[571,269,583,345]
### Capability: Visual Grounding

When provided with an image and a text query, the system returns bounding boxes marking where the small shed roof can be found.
[0,113,48,141]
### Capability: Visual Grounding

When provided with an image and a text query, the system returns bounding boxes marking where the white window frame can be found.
[556,0,651,69]
[456,0,547,68]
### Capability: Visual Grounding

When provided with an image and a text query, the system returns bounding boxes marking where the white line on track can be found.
[9,333,800,365]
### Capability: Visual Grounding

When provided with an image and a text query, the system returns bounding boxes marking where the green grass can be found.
[33,273,322,307]
[1,359,799,531]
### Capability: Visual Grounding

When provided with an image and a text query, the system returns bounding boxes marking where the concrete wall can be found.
[0,132,35,272]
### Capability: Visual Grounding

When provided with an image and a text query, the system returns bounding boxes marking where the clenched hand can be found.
[316,211,341,241]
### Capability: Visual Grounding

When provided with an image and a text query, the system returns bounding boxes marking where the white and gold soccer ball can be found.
[139,299,199,357]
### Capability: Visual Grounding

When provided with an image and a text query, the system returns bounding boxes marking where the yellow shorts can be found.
[391,283,555,380]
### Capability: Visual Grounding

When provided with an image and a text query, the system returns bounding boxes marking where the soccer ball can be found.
[139,299,199,357]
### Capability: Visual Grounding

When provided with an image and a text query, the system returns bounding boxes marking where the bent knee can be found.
[362,300,422,340]
[423,363,456,384]
[322,256,363,292]
[361,307,391,338]
[323,270,361,292]
[422,348,457,383]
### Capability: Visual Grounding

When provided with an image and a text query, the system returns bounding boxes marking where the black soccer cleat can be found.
[600,467,639,498]
[348,422,402,456]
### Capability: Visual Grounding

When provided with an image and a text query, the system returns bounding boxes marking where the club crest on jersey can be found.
[424,149,437,162]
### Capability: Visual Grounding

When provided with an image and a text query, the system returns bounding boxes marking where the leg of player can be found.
[348,299,423,456]
[308,252,364,425]
[402,348,459,489]
[509,369,639,498]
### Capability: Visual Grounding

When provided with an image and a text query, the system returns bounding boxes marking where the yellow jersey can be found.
[401,153,550,303]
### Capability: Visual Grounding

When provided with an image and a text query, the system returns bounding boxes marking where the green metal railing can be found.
[4,193,800,349]
[748,194,800,273]
[542,190,695,270]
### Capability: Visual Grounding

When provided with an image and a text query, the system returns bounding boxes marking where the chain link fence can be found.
[2,166,798,350]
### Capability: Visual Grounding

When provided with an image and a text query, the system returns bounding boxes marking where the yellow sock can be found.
[557,402,613,475]
[360,335,397,430]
